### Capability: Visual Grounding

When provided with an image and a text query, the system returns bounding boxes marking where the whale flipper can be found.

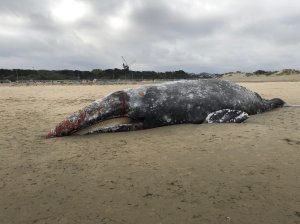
[81,124,134,135]
[205,109,249,123]
[75,122,144,135]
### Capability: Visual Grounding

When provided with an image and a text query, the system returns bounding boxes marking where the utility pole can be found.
[15,69,19,82]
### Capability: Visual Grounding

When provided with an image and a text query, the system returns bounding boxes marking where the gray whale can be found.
[46,79,285,138]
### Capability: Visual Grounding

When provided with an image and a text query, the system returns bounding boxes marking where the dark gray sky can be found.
[0,0,299,73]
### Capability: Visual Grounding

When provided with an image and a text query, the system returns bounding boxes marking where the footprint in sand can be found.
[282,138,300,146]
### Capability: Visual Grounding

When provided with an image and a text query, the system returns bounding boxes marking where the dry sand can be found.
[0,79,300,224]
[221,73,300,82]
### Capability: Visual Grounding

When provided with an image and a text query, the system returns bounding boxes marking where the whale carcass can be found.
[46,79,285,138]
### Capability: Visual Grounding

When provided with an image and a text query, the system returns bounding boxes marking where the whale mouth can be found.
[74,117,133,135]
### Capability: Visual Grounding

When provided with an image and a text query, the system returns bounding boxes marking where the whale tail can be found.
[266,98,285,110]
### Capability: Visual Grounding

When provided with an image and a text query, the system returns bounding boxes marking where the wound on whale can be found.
[46,79,285,138]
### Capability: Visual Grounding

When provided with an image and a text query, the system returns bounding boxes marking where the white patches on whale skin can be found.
[205,109,249,123]
[127,86,148,110]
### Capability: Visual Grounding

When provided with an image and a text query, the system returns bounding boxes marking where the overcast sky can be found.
[0,0,299,73]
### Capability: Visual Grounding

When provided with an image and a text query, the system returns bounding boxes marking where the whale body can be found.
[46,79,285,138]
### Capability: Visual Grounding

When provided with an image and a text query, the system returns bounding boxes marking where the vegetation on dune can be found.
[0,68,197,82]
[252,69,300,76]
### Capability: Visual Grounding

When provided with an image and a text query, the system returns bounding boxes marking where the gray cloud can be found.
[0,0,299,72]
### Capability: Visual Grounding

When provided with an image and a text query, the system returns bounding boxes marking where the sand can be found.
[221,73,300,82]
[0,80,300,224]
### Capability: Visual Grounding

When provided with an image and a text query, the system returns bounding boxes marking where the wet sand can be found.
[0,80,300,224]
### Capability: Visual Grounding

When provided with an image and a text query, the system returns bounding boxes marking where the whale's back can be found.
[126,79,274,127]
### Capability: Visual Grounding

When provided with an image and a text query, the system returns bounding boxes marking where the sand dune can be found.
[221,73,300,82]
[0,79,299,224]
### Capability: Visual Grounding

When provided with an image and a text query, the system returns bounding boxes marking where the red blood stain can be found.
[51,110,86,137]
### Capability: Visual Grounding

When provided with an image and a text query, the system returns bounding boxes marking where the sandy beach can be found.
[0,79,300,224]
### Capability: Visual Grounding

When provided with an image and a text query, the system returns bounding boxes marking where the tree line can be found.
[0,68,198,82]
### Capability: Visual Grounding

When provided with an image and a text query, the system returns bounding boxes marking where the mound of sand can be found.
[221,69,300,82]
